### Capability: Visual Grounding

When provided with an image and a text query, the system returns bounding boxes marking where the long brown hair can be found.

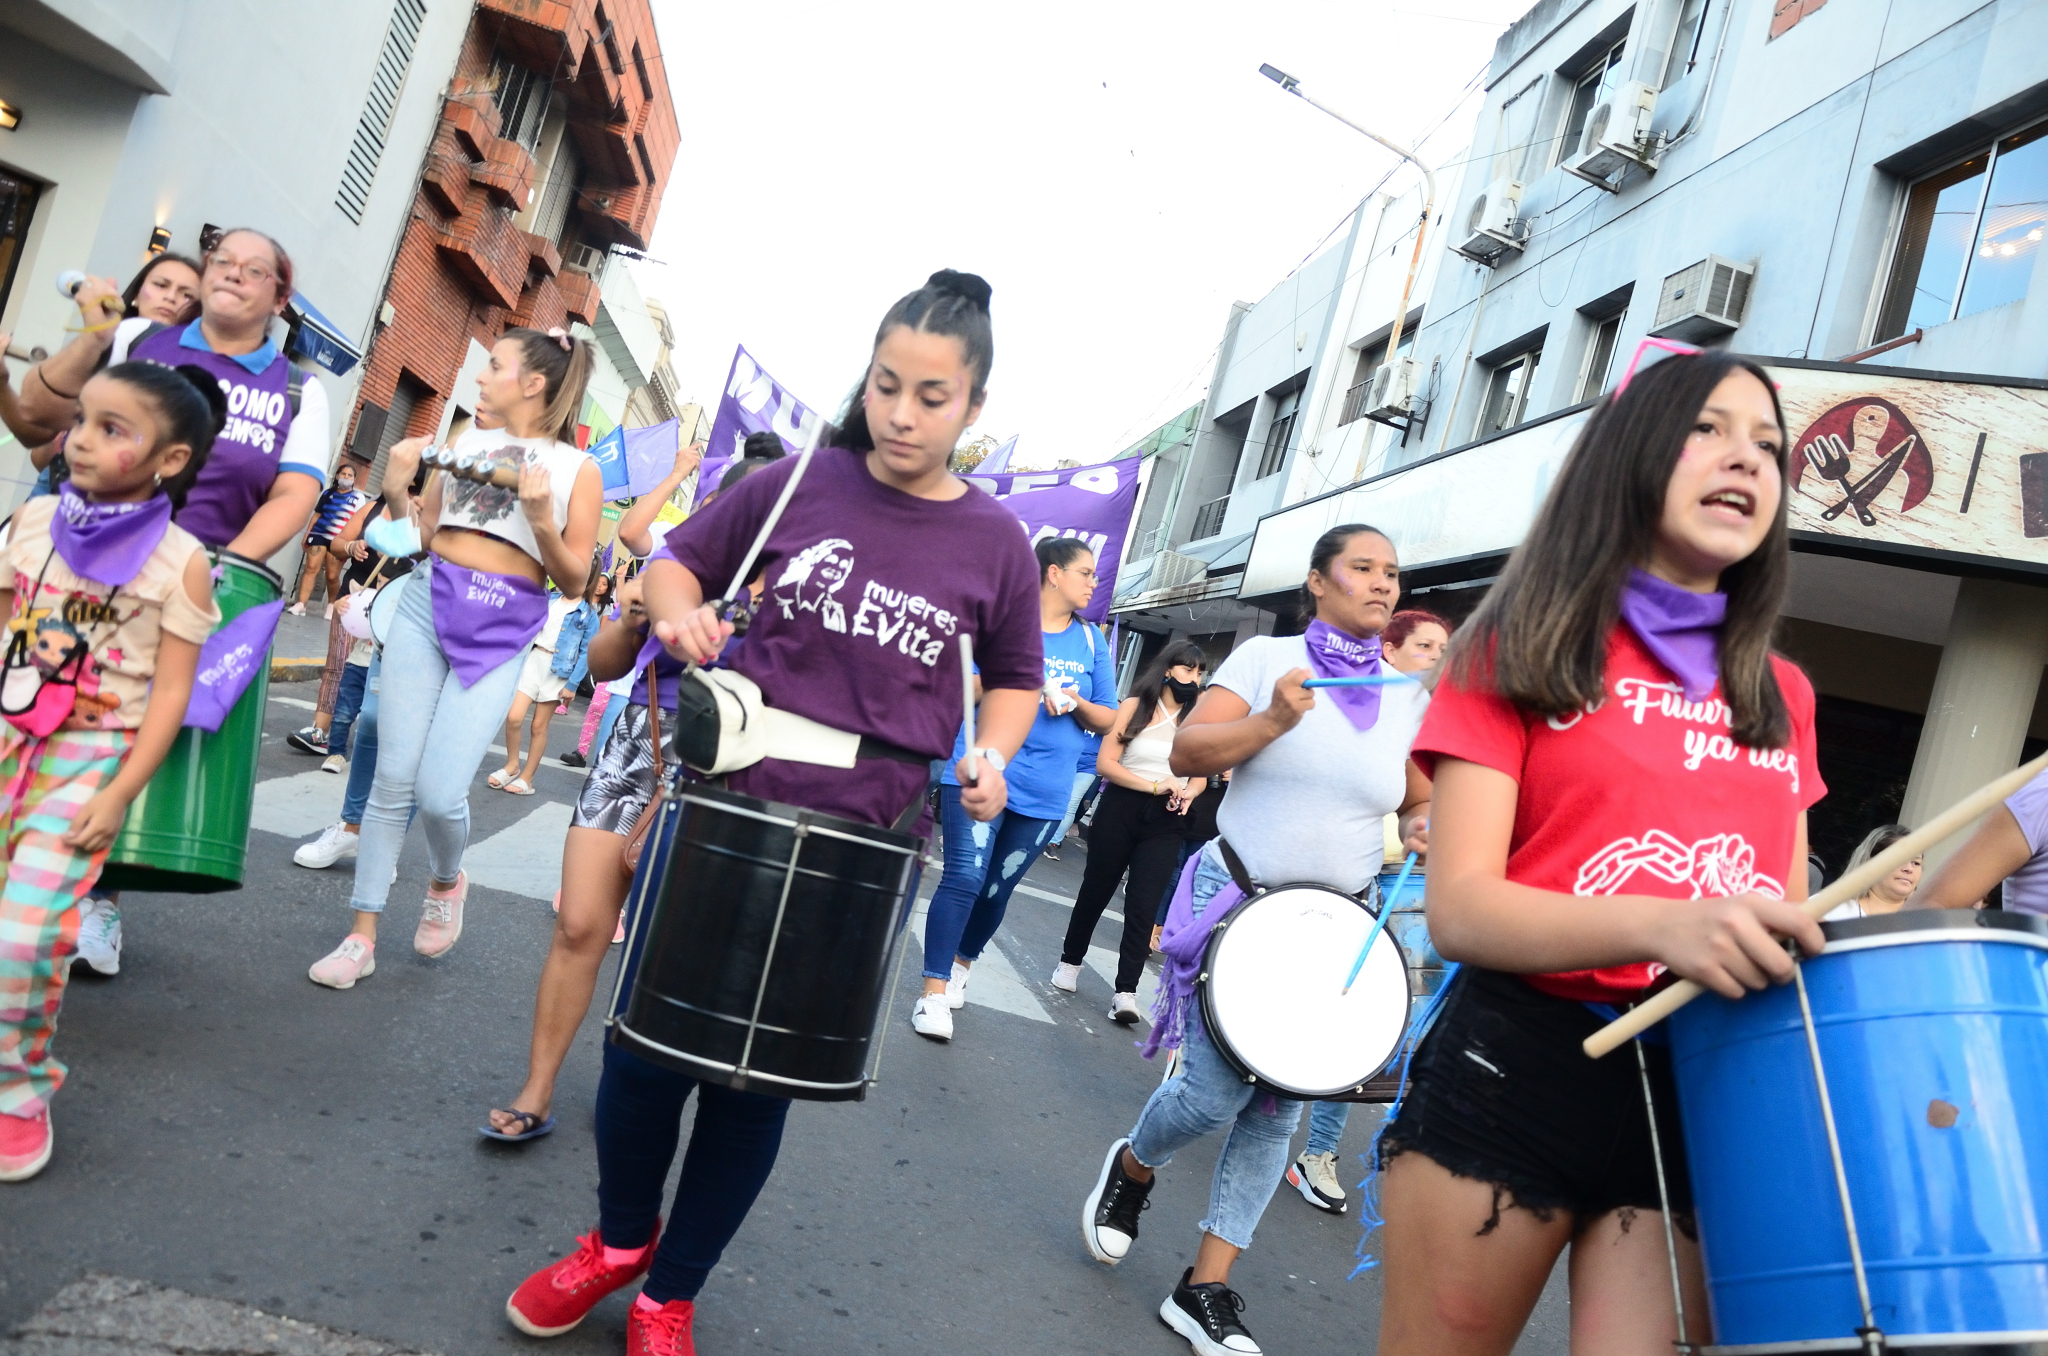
[1446,349,1791,748]
[502,326,596,445]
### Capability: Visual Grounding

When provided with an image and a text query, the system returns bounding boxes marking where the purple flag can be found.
[977,435,1018,474]
[622,420,684,499]
[697,346,822,508]
[183,600,285,731]
[963,461,1142,623]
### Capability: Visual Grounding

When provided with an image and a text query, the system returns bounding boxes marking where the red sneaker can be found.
[0,1108,52,1182]
[505,1225,656,1337]
[628,1297,696,1356]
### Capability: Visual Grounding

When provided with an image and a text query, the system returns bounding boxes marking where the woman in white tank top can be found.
[306,327,603,992]
[1053,639,1208,1023]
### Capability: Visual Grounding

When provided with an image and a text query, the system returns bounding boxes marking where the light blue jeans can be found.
[1306,1101,1349,1157]
[1126,848,1303,1250]
[1053,770,1096,843]
[350,561,526,912]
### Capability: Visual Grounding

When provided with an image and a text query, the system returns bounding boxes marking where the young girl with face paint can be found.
[1373,350,1826,1356]
[1077,524,1433,1356]
[306,327,601,990]
[509,271,1045,1353]
[0,362,224,1183]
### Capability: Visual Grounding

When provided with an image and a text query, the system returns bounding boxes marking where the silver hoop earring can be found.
[153,473,162,487]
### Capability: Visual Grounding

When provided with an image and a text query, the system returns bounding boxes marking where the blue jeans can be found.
[1054,770,1096,843]
[1126,847,1303,1250]
[920,785,1055,980]
[1306,1101,1350,1157]
[350,561,525,912]
[594,687,626,759]
[327,661,369,758]
[340,657,381,825]
[595,1041,790,1303]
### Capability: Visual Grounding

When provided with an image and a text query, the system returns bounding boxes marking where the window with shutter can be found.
[335,0,428,224]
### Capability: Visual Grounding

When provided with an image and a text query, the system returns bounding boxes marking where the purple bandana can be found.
[1619,568,1726,701]
[1141,853,1250,1059]
[1303,619,1384,731]
[429,563,550,687]
[51,486,172,588]
[184,600,285,731]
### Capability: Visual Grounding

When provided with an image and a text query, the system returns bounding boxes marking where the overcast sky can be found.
[636,1,1526,469]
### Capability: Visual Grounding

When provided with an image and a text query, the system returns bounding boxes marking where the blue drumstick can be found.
[1343,851,1416,995]
[1303,674,1418,688]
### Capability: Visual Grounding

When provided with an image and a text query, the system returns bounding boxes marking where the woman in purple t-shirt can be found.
[507,271,1045,1350]
[1915,769,2048,914]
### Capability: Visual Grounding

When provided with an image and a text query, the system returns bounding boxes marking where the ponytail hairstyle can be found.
[1035,534,1094,586]
[97,361,225,512]
[1445,349,1791,748]
[501,326,596,445]
[824,269,994,453]
[1120,638,1206,745]
[1298,522,1390,623]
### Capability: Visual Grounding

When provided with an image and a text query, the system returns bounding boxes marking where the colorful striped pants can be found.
[0,727,132,1118]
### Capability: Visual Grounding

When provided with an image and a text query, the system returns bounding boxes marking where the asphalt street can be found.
[0,656,1572,1354]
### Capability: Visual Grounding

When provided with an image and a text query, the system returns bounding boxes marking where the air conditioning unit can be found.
[564,243,606,274]
[1453,178,1528,264]
[1364,357,1420,422]
[1150,550,1208,591]
[1563,80,1661,190]
[1652,255,1756,340]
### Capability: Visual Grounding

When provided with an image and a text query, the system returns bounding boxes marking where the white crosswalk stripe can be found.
[460,802,575,900]
[906,899,1054,1025]
[248,770,352,841]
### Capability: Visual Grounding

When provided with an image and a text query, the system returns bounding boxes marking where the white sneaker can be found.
[294,822,360,869]
[945,961,969,1010]
[1050,961,1081,992]
[321,753,347,774]
[74,898,122,976]
[910,993,954,1041]
[1109,991,1142,1025]
[1288,1150,1348,1214]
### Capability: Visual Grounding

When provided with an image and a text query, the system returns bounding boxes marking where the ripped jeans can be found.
[920,785,1056,980]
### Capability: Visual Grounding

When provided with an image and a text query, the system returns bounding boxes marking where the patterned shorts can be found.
[573,700,656,835]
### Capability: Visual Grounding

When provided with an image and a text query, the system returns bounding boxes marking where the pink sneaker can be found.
[309,934,376,989]
[0,1108,52,1182]
[415,873,467,958]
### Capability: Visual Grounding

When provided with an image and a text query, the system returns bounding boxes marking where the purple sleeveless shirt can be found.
[130,323,296,549]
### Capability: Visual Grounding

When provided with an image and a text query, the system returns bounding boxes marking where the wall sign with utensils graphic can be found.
[1773,359,2048,569]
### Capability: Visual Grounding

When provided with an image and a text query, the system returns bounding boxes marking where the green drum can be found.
[99,553,281,893]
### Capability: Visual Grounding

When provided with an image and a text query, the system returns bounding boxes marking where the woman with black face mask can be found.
[1054,639,1208,1023]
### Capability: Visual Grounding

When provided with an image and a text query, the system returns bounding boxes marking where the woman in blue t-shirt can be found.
[910,536,1120,1042]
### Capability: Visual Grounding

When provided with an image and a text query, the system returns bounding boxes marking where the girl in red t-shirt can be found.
[1375,350,1829,1355]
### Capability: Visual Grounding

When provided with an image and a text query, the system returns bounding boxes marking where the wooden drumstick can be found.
[5,343,50,364]
[960,635,978,786]
[1583,748,2048,1059]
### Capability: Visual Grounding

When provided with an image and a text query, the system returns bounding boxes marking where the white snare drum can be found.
[1198,884,1410,1099]
[367,572,413,648]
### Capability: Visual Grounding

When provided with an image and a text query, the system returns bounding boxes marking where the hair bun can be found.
[926,269,992,312]
[172,363,229,436]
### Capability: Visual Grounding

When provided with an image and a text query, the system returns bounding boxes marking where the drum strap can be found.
[1216,838,1258,897]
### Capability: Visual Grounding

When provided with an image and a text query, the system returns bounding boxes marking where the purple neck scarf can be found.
[1141,852,1250,1059]
[1302,619,1384,731]
[1619,568,1726,701]
[51,486,172,588]
[428,563,550,687]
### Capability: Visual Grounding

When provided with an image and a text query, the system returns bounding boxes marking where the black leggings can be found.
[1060,784,1186,991]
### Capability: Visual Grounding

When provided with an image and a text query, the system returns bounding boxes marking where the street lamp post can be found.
[1260,64,1436,438]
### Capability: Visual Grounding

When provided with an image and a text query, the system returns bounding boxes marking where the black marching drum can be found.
[607,781,925,1101]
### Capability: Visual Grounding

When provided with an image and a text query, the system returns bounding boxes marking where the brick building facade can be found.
[345,0,679,469]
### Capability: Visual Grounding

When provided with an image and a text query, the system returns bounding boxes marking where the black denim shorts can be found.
[1379,966,1692,1231]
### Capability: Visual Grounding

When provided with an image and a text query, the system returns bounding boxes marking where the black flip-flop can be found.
[479,1109,556,1143]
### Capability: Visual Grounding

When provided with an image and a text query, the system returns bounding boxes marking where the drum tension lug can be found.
[1857,1327,1886,1356]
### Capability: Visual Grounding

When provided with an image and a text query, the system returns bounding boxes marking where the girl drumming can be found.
[307,328,601,988]
[509,270,1044,1354]
[0,362,224,1182]
[1375,350,1828,1356]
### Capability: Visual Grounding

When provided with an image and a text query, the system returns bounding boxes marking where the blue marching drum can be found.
[1669,910,2048,1353]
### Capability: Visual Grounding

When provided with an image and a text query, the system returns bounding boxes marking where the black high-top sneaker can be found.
[1080,1137,1153,1264]
[1159,1267,1261,1355]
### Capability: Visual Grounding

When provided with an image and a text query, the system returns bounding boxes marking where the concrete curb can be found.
[270,658,327,683]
